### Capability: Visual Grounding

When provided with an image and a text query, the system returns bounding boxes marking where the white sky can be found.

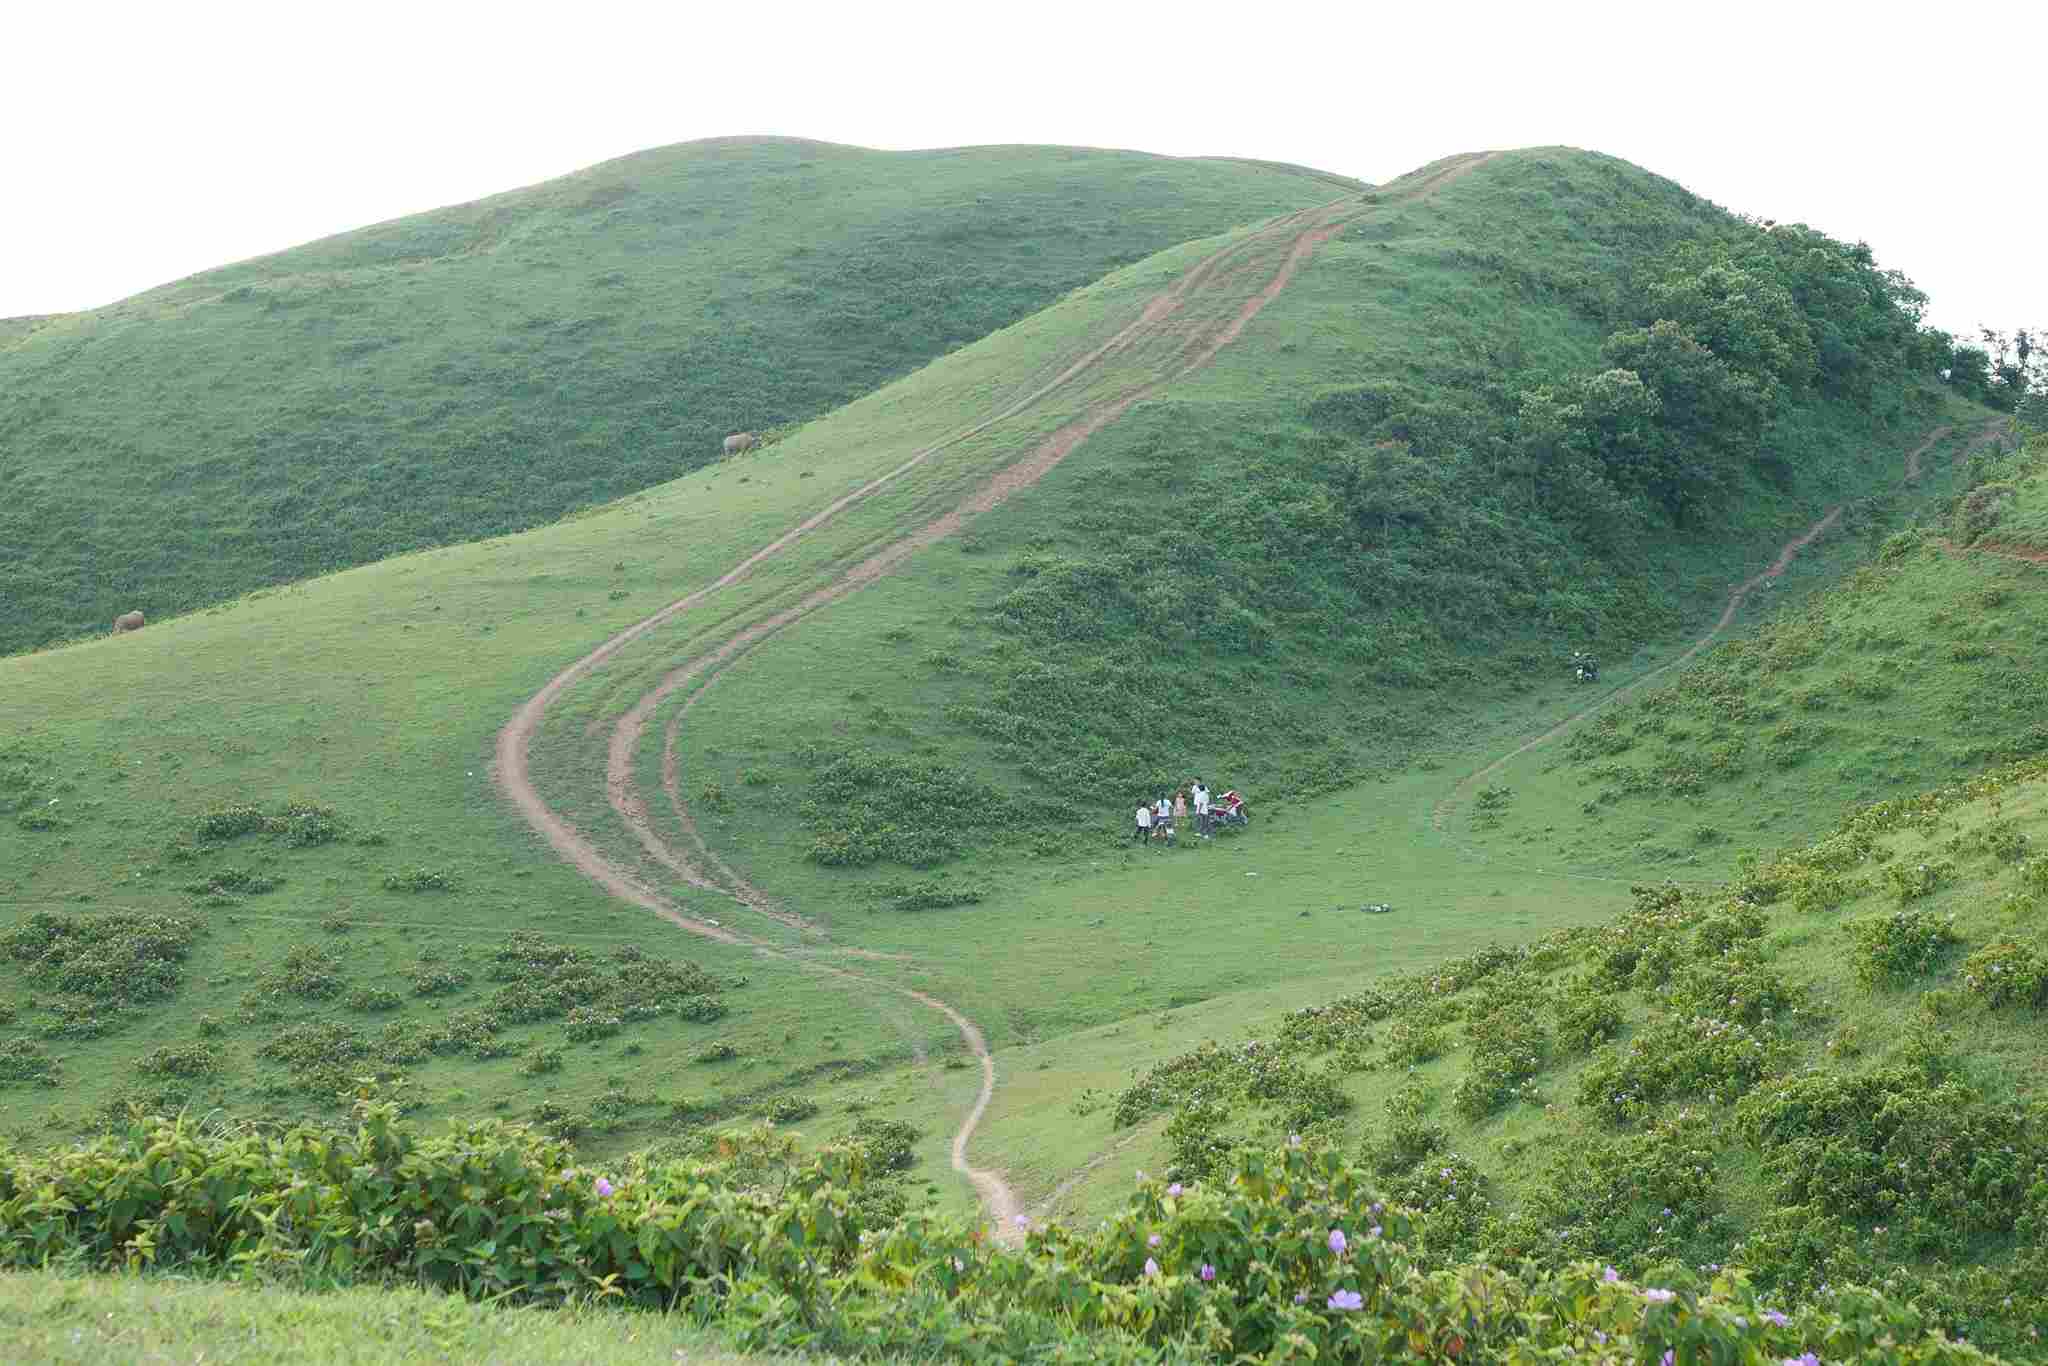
[8,1,2043,341]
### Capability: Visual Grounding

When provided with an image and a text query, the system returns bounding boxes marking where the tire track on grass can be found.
[498,153,1502,1233]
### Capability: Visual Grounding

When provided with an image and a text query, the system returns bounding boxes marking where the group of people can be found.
[1133,780,1216,844]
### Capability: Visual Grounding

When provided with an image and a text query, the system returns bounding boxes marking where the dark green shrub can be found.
[410,965,471,996]
[0,911,200,1003]
[766,1096,819,1124]
[383,868,458,893]
[1846,909,1960,986]
[1959,939,2048,1008]
[845,1117,919,1171]
[137,1044,222,1078]
[0,1038,60,1087]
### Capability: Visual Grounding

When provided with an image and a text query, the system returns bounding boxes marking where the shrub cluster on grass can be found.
[485,933,731,1028]
[796,746,1011,869]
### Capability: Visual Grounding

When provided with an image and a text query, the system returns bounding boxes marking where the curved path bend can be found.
[1434,419,2010,835]
[496,155,1499,1232]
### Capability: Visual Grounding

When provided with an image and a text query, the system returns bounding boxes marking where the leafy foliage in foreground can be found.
[1114,757,2048,1357]
[0,1105,1998,1363]
[0,140,1349,654]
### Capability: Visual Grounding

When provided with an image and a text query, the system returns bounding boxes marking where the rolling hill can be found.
[1,141,2034,1361]
[0,138,1355,654]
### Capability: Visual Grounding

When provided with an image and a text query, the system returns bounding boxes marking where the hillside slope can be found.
[0,138,1351,653]
[574,147,1972,933]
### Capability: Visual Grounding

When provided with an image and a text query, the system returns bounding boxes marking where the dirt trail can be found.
[496,153,1499,1235]
[1434,420,2003,832]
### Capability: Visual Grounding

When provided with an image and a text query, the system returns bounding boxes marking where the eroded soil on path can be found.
[495,154,1500,1232]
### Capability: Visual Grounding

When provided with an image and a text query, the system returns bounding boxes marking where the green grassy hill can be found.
[0,144,2027,1361]
[0,138,1353,654]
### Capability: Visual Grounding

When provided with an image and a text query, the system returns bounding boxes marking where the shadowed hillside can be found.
[0,138,1353,653]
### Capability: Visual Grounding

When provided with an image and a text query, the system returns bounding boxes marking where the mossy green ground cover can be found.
[0,1271,787,1366]
[0,138,1350,654]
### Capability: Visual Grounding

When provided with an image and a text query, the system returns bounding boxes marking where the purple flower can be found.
[1644,1287,1676,1303]
[1166,1182,1183,1197]
[593,1177,614,1198]
[1328,1228,1348,1254]
[1013,1214,1029,1229]
[1370,1202,1383,1214]
[1293,1293,1307,1305]
[1148,1233,1161,1248]
[1368,1225,1382,1239]
[1662,1354,1675,1366]
[1328,1289,1363,1312]
[1784,1356,1820,1366]
[1763,1310,1790,1327]
[1603,1266,1620,1283]
[1143,1257,1160,1278]
[1200,1263,1216,1282]
[1288,1134,1302,1148]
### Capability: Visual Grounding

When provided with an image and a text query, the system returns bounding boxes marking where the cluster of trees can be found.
[1944,325,2045,414]
[1496,222,1945,541]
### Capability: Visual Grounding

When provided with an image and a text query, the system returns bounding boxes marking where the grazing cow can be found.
[722,432,759,457]
[112,610,145,633]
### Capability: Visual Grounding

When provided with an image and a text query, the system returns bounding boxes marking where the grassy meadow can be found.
[0,1271,790,1365]
[0,139,1352,653]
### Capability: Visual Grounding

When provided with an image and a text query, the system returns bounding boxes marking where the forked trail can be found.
[496,155,1498,1230]
[1434,419,2009,833]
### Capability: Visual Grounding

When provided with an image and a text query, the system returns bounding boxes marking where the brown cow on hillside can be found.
[112,611,145,633]
[722,432,759,456]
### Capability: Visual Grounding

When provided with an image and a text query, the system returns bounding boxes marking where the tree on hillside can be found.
[1637,250,1816,401]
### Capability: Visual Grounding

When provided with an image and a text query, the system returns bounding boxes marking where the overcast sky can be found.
[9,1,2042,341]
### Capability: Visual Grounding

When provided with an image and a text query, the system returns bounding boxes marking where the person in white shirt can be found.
[1192,780,1211,836]
[1134,803,1152,844]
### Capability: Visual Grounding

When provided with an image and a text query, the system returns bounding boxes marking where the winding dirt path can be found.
[496,154,1499,1233]
[1433,420,2006,833]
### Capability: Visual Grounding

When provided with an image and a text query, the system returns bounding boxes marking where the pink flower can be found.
[1644,1287,1676,1303]
[1603,1266,1620,1283]
[1166,1182,1183,1197]
[1327,1228,1348,1255]
[1148,1234,1161,1248]
[593,1177,614,1198]
[1327,1289,1363,1311]
[1143,1257,1160,1278]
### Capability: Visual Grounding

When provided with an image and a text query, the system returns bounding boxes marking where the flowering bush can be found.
[1578,1011,1787,1124]
[1847,908,1961,986]
[1959,939,2048,1008]
[0,1109,1997,1363]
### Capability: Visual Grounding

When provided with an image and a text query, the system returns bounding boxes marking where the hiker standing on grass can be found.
[1156,795,1172,832]
[1134,802,1152,844]
[1173,789,1189,834]
[1192,780,1211,836]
